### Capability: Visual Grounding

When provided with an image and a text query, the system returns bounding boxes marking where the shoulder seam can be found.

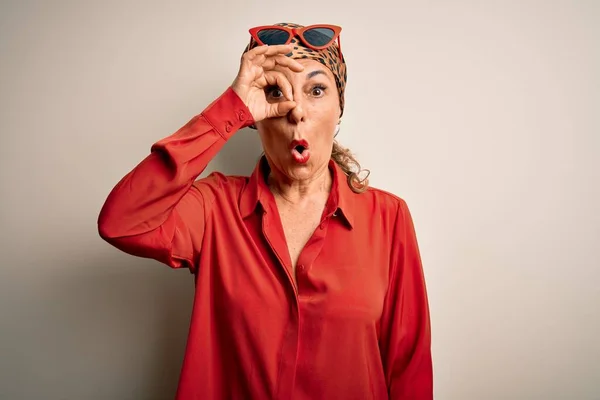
[366,186,406,205]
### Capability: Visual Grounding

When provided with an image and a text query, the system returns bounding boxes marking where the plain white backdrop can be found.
[1,1,598,399]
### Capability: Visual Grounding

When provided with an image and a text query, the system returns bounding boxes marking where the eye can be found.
[310,85,327,97]
[266,86,284,99]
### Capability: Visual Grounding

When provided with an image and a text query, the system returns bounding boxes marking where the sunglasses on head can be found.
[249,24,343,60]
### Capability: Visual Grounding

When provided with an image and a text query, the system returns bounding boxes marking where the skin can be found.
[257,60,340,199]
[231,44,341,272]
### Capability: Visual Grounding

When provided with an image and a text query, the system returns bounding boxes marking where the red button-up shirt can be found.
[98,87,433,399]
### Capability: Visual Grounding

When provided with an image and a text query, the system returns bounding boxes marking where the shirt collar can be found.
[239,156,355,229]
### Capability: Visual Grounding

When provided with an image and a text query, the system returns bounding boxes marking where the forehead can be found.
[277,58,336,82]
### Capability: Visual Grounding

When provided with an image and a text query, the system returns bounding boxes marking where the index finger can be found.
[264,71,293,102]
[262,55,304,72]
[247,44,294,59]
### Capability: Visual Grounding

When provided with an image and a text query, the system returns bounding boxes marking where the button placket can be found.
[261,208,298,296]
[296,263,311,299]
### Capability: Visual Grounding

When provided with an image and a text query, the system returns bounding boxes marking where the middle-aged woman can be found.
[98,22,433,399]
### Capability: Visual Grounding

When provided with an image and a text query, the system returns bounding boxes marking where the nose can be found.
[287,99,305,124]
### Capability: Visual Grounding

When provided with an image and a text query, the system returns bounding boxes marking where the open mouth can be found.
[294,144,307,154]
[290,139,310,163]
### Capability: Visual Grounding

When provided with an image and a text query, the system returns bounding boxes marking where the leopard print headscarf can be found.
[243,22,347,121]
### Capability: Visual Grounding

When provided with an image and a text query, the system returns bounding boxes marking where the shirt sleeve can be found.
[379,199,433,399]
[97,87,254,271]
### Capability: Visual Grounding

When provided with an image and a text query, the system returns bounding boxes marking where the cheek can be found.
[308,95,339,122]
[258,128,288,155]
[259,134,277,151]
[311,110,338,138]
[311,126,336,156]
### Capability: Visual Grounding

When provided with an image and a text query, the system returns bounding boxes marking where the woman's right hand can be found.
[231,44,304,123]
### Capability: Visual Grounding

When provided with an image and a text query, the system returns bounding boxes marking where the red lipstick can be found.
[290,139,310,164]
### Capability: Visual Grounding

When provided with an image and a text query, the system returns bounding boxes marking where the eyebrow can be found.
[307,70,327,80]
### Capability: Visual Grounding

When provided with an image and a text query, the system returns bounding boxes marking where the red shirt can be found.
[98,87,433,399]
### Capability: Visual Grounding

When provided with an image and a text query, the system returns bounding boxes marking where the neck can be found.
[267,163,332,206]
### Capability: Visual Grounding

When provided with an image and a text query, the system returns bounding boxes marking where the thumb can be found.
[268,101,296,118]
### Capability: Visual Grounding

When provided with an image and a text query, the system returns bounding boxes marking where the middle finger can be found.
[261,55,304,72]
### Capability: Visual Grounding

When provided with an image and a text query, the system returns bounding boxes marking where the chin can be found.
[285,156,327,179]
[286,165,312,179]
[265,147,329,182]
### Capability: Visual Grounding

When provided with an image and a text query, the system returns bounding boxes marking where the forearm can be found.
[97,87,253,265]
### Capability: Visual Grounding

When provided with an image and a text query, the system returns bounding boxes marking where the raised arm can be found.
[97,88,253,270]
[97,44,304,271]
[379,199,433,399]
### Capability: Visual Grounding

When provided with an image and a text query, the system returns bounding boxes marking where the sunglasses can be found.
[248,24,343,60]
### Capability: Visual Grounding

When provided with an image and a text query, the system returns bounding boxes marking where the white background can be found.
[1,0,598,399]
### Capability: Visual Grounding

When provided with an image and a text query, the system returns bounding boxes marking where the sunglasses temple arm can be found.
[337,36,343,61]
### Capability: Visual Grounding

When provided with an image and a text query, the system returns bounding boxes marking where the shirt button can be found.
[238,111,246,121]
[298,264,305,272]
[225,122,232,133]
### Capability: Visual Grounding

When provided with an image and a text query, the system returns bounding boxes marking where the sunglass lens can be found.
[303,28,335,47]
[257,29,290,45]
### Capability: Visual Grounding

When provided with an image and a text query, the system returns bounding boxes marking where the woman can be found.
[98,22,433,399]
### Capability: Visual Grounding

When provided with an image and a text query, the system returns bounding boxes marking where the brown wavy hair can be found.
[331,140,370,193]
